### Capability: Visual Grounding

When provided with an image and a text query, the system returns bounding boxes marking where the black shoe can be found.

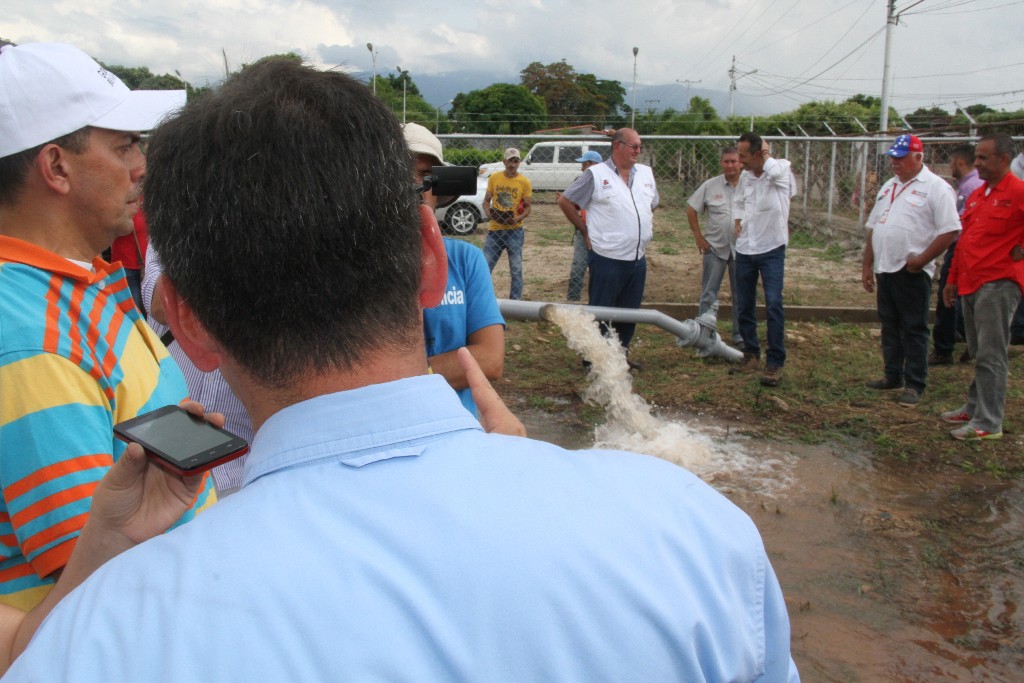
[959,350,972,363]
[1011,335,1024,346]
[865,377,902,390]
[626,358,643,371]
[928,353,953,366]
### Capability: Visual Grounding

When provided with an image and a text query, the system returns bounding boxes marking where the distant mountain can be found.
[413,70,786,118]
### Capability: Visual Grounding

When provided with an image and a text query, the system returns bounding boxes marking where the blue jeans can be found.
[735,245,786,368]
[876,267,931,393]
[699,250,742,343]
[484,228,524,300]
[588,252,647,349]
[567,230,588,301]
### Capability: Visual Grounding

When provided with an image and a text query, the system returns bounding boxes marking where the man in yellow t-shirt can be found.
[482,147,532,300]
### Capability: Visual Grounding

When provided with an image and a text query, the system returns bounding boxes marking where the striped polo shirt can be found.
[0,236,215,610]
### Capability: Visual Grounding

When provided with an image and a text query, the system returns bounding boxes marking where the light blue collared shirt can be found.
[9,375,798,682]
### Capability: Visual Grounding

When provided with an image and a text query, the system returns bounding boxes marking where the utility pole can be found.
[878,0,897,135]
[954,101,978,137]
[397,67,407,124]
[221,48,230,79]
[366,43,378,95]
[676,78,701,111]
[728,55,756,117]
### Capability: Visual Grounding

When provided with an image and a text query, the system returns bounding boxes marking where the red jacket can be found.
[949,172,1024,297]
[110,209,148,270]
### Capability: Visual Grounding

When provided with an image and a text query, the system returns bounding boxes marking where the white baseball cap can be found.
[0,42,186,157]
[402,122,444,165]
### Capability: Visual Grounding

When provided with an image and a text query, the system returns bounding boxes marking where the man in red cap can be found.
[861,134,960,407]
[940,134,1024,440]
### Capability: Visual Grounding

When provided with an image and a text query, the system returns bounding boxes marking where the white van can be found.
[479,141,612,191]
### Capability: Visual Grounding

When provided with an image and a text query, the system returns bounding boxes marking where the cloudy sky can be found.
[5,0,1023,116]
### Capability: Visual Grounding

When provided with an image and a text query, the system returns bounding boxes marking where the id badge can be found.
[877,209,889,225]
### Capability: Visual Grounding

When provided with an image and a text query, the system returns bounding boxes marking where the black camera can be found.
[416,166,478,206]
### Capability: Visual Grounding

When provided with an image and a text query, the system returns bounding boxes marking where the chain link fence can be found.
[438,134,1021,306]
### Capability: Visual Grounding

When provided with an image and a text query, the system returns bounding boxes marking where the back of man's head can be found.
[949,144,975,169]
[145,57,422,388]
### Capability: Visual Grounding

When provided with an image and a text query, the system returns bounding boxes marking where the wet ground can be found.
[520,407,1024,680]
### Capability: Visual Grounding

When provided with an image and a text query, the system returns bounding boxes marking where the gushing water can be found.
[546,306,790,490]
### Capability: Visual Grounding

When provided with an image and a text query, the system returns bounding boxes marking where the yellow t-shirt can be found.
[486,172,532,230]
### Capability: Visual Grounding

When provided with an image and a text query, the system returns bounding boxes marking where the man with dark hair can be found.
[8,58,798,681]
[930,144,982,365]
[732,132,796,386]
[862,134,960,407]
[557,128,658,365]
[941,134,1024,440]
[482,147,532,300]
[687,145,743,346]
[0,42,214,611]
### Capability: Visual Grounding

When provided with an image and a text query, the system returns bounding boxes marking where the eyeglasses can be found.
[506,158,521,163]
[617,142,642,152]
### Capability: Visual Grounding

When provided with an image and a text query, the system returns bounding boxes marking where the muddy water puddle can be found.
[519,408,1024,679]
[523,306,1024,680]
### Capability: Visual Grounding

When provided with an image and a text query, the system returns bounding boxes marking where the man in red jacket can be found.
[941,134,1024,440]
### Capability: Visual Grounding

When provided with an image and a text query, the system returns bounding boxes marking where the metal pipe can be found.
[498,300,743,362]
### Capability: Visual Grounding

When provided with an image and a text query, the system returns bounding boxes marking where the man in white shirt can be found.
[731,132,795,387]
[557,128,658,366]
[861,134,960,407]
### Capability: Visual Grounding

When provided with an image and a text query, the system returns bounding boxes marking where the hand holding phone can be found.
[114,405,249,476]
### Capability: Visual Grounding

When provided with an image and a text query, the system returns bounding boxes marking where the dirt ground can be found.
[465,201,1024,678]
[456,200,1024,476]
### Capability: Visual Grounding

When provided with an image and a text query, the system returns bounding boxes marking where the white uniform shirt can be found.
[733,157,796,256]
[687,174,738,259]
[865,165,960,278]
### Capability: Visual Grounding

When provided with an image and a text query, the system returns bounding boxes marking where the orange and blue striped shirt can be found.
[0,236,215,610]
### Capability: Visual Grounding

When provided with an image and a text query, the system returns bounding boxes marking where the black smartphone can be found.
[114,405,249,476]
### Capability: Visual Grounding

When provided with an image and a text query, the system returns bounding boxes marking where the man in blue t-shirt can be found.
[404,123,505,414]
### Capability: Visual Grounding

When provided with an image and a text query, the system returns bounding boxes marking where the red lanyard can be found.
[890,179,914,205]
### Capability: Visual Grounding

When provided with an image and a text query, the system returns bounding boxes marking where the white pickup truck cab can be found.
[479,141,612,191]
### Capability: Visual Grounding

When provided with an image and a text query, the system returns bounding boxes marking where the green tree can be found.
[519,60,624,126]
[655,97,727,135]
[451,83,547,134]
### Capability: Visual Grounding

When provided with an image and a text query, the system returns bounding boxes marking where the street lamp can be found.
[366,43,378,95]
[631,47,639,128]
[436,99,453,134]
[397,66,407,124]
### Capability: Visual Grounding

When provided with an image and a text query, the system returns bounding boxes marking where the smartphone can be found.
[114,405,249,476]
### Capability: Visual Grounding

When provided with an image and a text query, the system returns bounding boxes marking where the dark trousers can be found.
[876,268,932,393]
[932,241,964,355]
[587,252,647,349]
[735,245,787,368]
[1012,299,1024,338]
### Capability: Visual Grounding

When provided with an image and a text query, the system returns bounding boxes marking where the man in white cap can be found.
[861,133,960,407]
[0,43,214,610]
[482,147,532,299]
[403,123,507,417]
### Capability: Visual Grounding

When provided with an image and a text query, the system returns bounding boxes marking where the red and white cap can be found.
[0,42,186,157]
